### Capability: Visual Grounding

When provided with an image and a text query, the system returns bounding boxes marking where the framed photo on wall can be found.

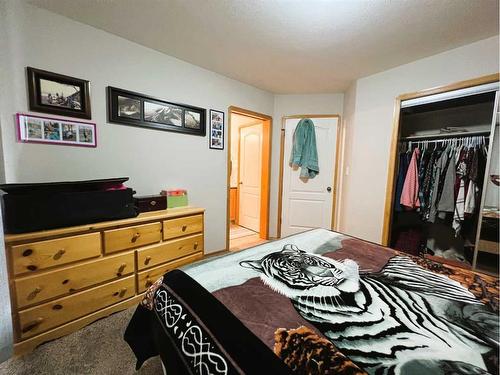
[107,87,206,136]
[27,67,92,119]
[209,109,225,150]
[17,113,97,148]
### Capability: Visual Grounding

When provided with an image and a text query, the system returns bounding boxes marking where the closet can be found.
[383,75,499,275]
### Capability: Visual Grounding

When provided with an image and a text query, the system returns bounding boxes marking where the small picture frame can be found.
[107,87,206,136]
[209,109,225,150]
[17,113,97,148]
[27,67,92,119]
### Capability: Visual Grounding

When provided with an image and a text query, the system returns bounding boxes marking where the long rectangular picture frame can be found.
[107,86,206,136]
[17,113,97,148]
[209,109,225,150]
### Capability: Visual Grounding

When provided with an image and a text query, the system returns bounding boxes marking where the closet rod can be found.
[401,130,490,141]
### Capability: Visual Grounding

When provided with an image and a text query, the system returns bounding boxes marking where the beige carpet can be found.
[0,307,162,375]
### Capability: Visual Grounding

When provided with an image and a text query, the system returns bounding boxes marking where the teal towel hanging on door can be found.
[289,118,319,178]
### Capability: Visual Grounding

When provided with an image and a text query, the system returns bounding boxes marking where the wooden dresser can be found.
[4,206,205,354]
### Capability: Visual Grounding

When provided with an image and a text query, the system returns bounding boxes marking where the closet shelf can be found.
[401,130,490,140]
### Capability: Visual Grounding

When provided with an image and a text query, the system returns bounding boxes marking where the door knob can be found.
[326,187,332,192]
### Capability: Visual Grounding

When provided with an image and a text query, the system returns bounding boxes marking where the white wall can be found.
[339,36,500,243]
[270,94,344,237]
[0,1,275,255]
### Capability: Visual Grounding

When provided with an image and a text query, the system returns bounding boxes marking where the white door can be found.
[238,123,263,232]
[281,117,338,237]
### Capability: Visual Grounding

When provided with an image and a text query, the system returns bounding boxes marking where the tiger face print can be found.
[241,245,499,375]
[240,244,360,299]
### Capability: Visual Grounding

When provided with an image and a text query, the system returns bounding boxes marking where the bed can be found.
[125,229,499,375]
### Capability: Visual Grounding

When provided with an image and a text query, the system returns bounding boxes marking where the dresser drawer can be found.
[18,276,134,339]
[137,252,203,293]
[163,214,203,240]
[14,252,135,309]
[103,222,161,254]
[137,234,203,270]
[11,233,101,276]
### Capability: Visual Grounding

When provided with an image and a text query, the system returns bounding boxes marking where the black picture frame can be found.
[209,109,225,150]
[27,67,92,119]
[107,87,206,136]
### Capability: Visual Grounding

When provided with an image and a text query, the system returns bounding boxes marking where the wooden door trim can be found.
[381,99,403,246]
[227,106,272,251]
[277,114,342,239]
[381,73,499,246]
[397,73,500,101]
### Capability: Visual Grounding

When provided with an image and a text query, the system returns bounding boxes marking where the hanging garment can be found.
[420,150,438,219]
[437,146,457,213]
[465,179,479,214]
[464,147,480,215]
[435,145,453,203]
[417,149,431,212]
[453,148,469,236]
[453,179,465,235]
[400,148,421,209]
[454,148,467,197]
[394,151,410,212]
[422,149,442,221]
[477,145,488,189]
[429,147,451,223]
[289,118,319,179]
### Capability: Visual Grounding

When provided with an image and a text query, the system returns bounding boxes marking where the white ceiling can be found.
[29,0,499,94]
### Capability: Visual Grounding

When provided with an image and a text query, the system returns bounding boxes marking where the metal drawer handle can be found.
[22,249,33,257]
[182,225,187,232]
[52,304,63,310]
[53,249,66,260]
[131,233,141,243]
[22,317,43,333]
[28,286,42,300]
[117,263,127,276]
[144,256,152,265]
[27,265,37,271]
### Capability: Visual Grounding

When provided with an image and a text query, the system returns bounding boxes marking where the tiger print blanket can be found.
[136,229,500,375]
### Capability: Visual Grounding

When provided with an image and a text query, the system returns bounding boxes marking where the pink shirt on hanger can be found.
[400,148,421,209]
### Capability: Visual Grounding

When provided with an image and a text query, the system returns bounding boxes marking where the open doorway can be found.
[227,106,272,251]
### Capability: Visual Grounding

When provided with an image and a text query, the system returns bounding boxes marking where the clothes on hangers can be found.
[396,136,488,238]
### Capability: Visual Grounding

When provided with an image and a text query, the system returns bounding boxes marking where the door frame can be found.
[381,73,500,246]
[226,106,272,251]
[277,114,342,239]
